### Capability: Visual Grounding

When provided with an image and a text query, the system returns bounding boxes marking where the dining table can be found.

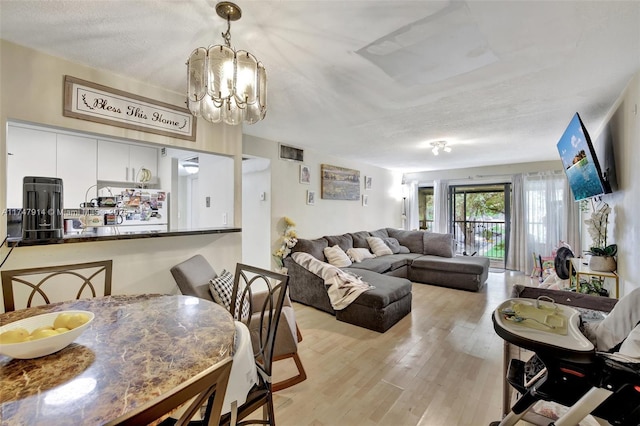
[0,294,235,425]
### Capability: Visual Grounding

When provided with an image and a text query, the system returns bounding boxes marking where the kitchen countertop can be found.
[6,227,241,246]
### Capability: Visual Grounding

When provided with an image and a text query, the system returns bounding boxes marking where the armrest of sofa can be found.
[284,256,335,314]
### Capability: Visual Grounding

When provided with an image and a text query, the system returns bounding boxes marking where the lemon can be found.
[32,325,54,335]
[30,328,59,340]
[66,313,90,330]
[53,313,74,329]
[55,327,70,334]
[0,328,30,344]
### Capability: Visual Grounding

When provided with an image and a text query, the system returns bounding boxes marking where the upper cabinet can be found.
[57,134,98,209]
[97,140,158,182]
[7,126,97,209]
[6,126,57,207]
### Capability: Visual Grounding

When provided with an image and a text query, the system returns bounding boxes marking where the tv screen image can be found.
[556,113,607,201]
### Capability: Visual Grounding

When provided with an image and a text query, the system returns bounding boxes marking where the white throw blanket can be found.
[291,252,374,310]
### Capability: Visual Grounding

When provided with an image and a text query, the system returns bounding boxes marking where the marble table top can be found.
[0,294,235,425]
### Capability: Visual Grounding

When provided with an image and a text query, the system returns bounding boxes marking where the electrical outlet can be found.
[206,196,210,207]
[222,213,228,225]
[260,192,266,201]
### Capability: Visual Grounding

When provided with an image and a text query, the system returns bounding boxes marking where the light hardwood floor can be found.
[272,270,538,426]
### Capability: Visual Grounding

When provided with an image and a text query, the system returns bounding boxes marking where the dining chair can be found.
[170,255,306,392]
[105,356,233,426]
[1,260,113,312]
[219,263,290,426]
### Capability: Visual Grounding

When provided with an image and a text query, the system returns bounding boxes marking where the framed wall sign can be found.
[63,75,196,141]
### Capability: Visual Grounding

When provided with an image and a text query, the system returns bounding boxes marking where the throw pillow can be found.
[346,247,375,263]
[324,245,352,267]
[367,236,393,257]
[423,232,454,258]
[209,270,251,319]
[382,237,401,254]
[398,245,410,254]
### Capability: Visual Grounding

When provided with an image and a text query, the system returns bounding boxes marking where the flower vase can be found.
[589,255,616,272]
[275,266,288,275]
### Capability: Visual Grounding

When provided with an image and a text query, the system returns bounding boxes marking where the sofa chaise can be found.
[284,228,490,332]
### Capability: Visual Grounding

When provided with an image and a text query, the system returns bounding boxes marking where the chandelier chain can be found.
[221,16,232,47]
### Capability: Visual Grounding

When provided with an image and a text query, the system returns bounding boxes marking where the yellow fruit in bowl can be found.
[32,325,54,334]
[30,328,59,340]
[66,313,91,330]
[0,328,30,344]
[53,313,74,329]
[55,327,70,334]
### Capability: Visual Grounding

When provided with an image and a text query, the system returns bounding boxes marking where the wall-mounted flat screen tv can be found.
[556,112,609,201]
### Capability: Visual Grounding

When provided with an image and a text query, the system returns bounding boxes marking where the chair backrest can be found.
[230,263,289,384]
[170,254,216,302]
[105,356,233,426]
[1,260,113,312]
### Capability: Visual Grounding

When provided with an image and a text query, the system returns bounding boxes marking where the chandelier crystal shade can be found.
[187,2,267,125]
[431,141,452,156]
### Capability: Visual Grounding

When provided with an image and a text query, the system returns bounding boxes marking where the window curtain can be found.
[433,179,449,234]
[506,174,525,271]
[403,180,419,230]
[508,171,577,274]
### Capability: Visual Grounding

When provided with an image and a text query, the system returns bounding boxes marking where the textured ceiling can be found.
[1,1,639,172]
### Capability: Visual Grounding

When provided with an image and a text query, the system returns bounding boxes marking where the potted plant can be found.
[584,201,617,272]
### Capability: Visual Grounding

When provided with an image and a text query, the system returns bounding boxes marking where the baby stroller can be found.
[490,288,640,426]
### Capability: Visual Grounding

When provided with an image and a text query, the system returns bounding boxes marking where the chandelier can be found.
[431,141,452,156]
[187,1,267,125]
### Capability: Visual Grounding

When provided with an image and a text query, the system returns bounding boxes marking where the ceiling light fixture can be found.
[430,141,452,156]
[186,1,267,125]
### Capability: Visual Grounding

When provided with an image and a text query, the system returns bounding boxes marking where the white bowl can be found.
[0,310,94,359]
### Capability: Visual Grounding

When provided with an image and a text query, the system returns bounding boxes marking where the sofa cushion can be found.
[347,256,392,273]
[398,245,410,254]
[369,228,389,239]
[341,268,412,309]
[324,245,352,267]
[423,232,454,258]
[411,255,488,275]
[387,228,424,254]
[367,236,393,257]
[292,237,328,261]
[349,231,371,248]
[324,233,354,252]
[383,237,401,254]
[347,247,375,263]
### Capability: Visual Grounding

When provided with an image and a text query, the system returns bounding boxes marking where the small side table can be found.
[570,257,619,299]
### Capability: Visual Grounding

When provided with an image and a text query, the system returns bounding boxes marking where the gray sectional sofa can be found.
[284,227,490,332]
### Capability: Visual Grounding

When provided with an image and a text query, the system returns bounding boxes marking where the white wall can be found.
[594,71,640,295]
[244,135,403,269]
[242,158,271,269]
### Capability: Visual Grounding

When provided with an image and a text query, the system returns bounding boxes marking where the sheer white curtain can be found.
[404,180,419,230]
[506,174,525,271]
[508,171,577,274]
[433,179,449,233]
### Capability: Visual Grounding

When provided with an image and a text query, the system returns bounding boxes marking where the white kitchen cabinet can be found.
[57,134,97,208]
[129,144,158,181]
[6,125,57,207]
[97,140,157,182]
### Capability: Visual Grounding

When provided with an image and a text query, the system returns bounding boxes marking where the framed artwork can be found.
[279,143,304,162]
[300,164,310,184]
[362,194,369,206]
[306,190,316,205]
[321,164,360,200]
[364,176,372,190]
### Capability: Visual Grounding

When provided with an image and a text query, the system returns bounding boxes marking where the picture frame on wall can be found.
[364,176,372,190]
[362,194,368,206]
[300,164,310,184]
[307,190,316,205]
[320,164,360,200]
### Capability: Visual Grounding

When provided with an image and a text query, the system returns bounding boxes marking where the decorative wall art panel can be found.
[321,164,360,200]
